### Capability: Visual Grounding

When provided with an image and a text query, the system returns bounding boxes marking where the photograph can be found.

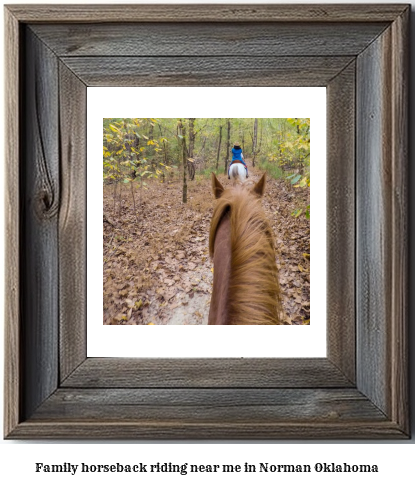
[3,1,410,444]
[103,118,310,326]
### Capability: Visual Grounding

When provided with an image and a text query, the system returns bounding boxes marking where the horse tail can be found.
[231,164,244,184]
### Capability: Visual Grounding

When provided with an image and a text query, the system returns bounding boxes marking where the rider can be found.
[228,141,248,179]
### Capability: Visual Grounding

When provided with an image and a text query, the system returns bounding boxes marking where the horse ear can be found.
[253,173,266,197]
[211,172,225,199]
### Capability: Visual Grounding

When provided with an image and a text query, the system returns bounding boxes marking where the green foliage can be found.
[257,156,284,179]
[103,118,175,186]
[281,118,310,219]
[264,118,310,173]
[103,118,311,219]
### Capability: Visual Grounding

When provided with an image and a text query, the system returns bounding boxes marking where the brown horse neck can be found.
[208,184,281,325]
[208,212,231,325]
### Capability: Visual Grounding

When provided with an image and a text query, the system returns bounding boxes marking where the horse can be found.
[229,161,247,184]
[208,173,281,325]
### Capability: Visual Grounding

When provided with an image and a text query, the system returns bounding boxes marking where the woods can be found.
[103,118,310,325]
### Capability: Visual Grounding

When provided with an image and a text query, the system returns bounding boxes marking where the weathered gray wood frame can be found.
[4,4,409,439]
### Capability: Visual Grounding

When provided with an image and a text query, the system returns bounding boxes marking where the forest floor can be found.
[103,162,310,325]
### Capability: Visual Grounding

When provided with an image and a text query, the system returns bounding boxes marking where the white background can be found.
[1,0,415,486]
[88,87,326,357]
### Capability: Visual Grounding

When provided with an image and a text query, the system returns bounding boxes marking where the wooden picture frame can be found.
[4,4,409,439]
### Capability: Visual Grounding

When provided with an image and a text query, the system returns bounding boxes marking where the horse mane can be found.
[209,184,281,325]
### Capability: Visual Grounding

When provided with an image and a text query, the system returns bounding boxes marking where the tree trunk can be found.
[252,118,258,167]
[258,119,263,156]
[224,119,231,175]
[178,119,188,203]
[118,179,122,218]
[188,118,196,180]
[201,136,207,153]
[130,181,139,223]
[188,118,196,158]
[158,123,167,183]
[216,125,222,170]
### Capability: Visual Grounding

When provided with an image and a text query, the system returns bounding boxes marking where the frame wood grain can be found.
[4,4,409,439]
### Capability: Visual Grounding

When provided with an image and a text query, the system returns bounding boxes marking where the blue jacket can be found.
[232,147,244,162]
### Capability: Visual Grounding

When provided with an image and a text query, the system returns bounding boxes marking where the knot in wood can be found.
[36,187,58,219]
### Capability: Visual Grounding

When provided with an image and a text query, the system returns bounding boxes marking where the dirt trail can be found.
[103,161,310,325]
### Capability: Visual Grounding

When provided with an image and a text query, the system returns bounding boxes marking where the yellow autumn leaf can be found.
[147,322,155,325]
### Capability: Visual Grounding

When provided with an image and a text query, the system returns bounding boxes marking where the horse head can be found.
[208,172,281,325]
[212,171,266,199]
